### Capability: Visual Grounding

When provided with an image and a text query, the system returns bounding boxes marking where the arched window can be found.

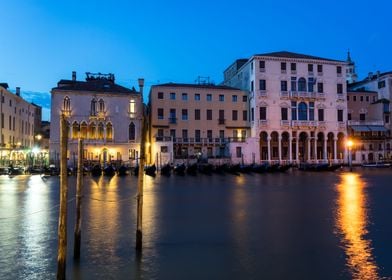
[88,123,96,139]
[98,122,104,139]
[298,78,307,92]
[99,99,105,112]
[129,122,135,141]
[90,98,97,115]
[63,96,70,111]
[106,123,113,140]
[72,121,79,139]
[298,102,308,120]
[80,122,87,139]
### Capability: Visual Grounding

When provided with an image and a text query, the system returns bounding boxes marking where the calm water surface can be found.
[0,169,392,279]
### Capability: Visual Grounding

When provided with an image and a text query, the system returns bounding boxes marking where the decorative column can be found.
[307,138,311,162]
[267,136,271,162]
[289,137,292,163]
[334,137,338,163]
[278,136,282,163]
[295,137,299,164]
[314,137,318,162]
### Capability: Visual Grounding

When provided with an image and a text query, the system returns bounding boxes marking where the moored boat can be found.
[91,165,102,176]
[160,164,172,176]
[173,164,186,175]
[145,164,157,177]
[103,165,116,176]
[117,165,128,176]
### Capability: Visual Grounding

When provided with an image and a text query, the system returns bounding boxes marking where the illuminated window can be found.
[72,121,79,139]
[63,96,70,111]
[80,122,87,139]
[106,123,113,140]
[88,123,96,139]
[129,99,136,117]
[98,122,104,139]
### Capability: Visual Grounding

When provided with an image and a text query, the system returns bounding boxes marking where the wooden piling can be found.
[136,112,147,252]
[74,138,83,259]
[57,114,68,280]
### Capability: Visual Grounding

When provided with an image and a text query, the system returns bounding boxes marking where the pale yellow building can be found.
[149,83,250,165]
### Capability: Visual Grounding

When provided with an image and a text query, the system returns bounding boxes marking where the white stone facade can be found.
[50,72,144,167]
[223,51,349,164]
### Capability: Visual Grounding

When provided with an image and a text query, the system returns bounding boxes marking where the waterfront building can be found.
[347,71,392,163]
[0,83,38,166]
[223,51,348,164]
[148,82,250,165]
[50,72,144,167]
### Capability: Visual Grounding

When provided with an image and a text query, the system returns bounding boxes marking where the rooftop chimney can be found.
[368,72,373,80]
[138,78,145,100]
[72,71,77,81]
[16,87,20,96]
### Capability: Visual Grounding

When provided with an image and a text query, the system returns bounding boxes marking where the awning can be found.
[350,125,371,132]
[368,125,389,132]
[350,125,389,132]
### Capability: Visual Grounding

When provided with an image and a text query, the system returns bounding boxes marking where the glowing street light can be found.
[346,139,354,172]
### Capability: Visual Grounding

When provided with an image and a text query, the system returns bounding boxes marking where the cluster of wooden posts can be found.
[56,113,147,280]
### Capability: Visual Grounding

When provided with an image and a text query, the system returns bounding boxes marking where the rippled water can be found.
[1,169,392,279]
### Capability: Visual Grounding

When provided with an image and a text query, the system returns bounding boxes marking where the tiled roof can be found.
[254,51,344,62]
[349,71,392,86]
[347,89,378,94]
[53,79,138,94]
[152,83,242,91]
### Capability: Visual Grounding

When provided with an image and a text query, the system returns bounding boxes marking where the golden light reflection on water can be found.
[142,175,158,245]
[336,173,380,280]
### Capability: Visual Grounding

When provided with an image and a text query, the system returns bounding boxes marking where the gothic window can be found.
[72,121,79,139]
[88,123,96,139]
[106,123,113,140]
[298,78,307,92]
[63,96,70,111]
[90,98,97,115]
[98,122,104,139]
[80,122,87,139]
[129,122,135,141]
[298,102,308,120]
[98,99,105,112]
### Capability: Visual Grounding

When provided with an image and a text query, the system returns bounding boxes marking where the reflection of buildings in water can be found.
[336,173,379,280]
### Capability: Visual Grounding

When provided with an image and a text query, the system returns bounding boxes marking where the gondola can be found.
[298,163,341,172]
[145,164,157,177]
[91,164,102,176]
[198,163,213,175]
[186,163,198,176]
[103,165,116,176]
[173,164,186,175]
[117,165,128,176]
[160,164,172,176]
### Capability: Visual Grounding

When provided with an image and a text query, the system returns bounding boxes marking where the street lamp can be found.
[346,139,354,172]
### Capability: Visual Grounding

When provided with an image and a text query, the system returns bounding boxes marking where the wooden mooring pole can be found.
[74,138,83,259]
[136,78,146,252]
[57,114,68,280]
[136,111,147,252]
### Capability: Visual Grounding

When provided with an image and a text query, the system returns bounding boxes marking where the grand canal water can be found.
[1,169,392,279]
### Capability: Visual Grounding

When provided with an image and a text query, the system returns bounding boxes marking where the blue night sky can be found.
[1,0,392,121]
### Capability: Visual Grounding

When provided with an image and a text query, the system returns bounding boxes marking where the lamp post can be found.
[347,139,354,172]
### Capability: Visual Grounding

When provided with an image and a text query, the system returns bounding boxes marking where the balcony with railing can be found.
[291,120,318,128]
[280,91,289,98]
[259,120,268,127]
[155,136,172,142]
[228,137,246,143]
[280,120,290,127]
[258,90,267,98]
[290,91,316,99]
[337,94,345,101]
[173,137,229,145]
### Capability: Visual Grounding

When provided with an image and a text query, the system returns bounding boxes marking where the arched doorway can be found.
[337,132,345,161]
[281,131,290,162]
[270,131,279,161]
[316,132,325,161]
[327,132,335,162]
[299,132,308,162]
[259,131,268,161]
